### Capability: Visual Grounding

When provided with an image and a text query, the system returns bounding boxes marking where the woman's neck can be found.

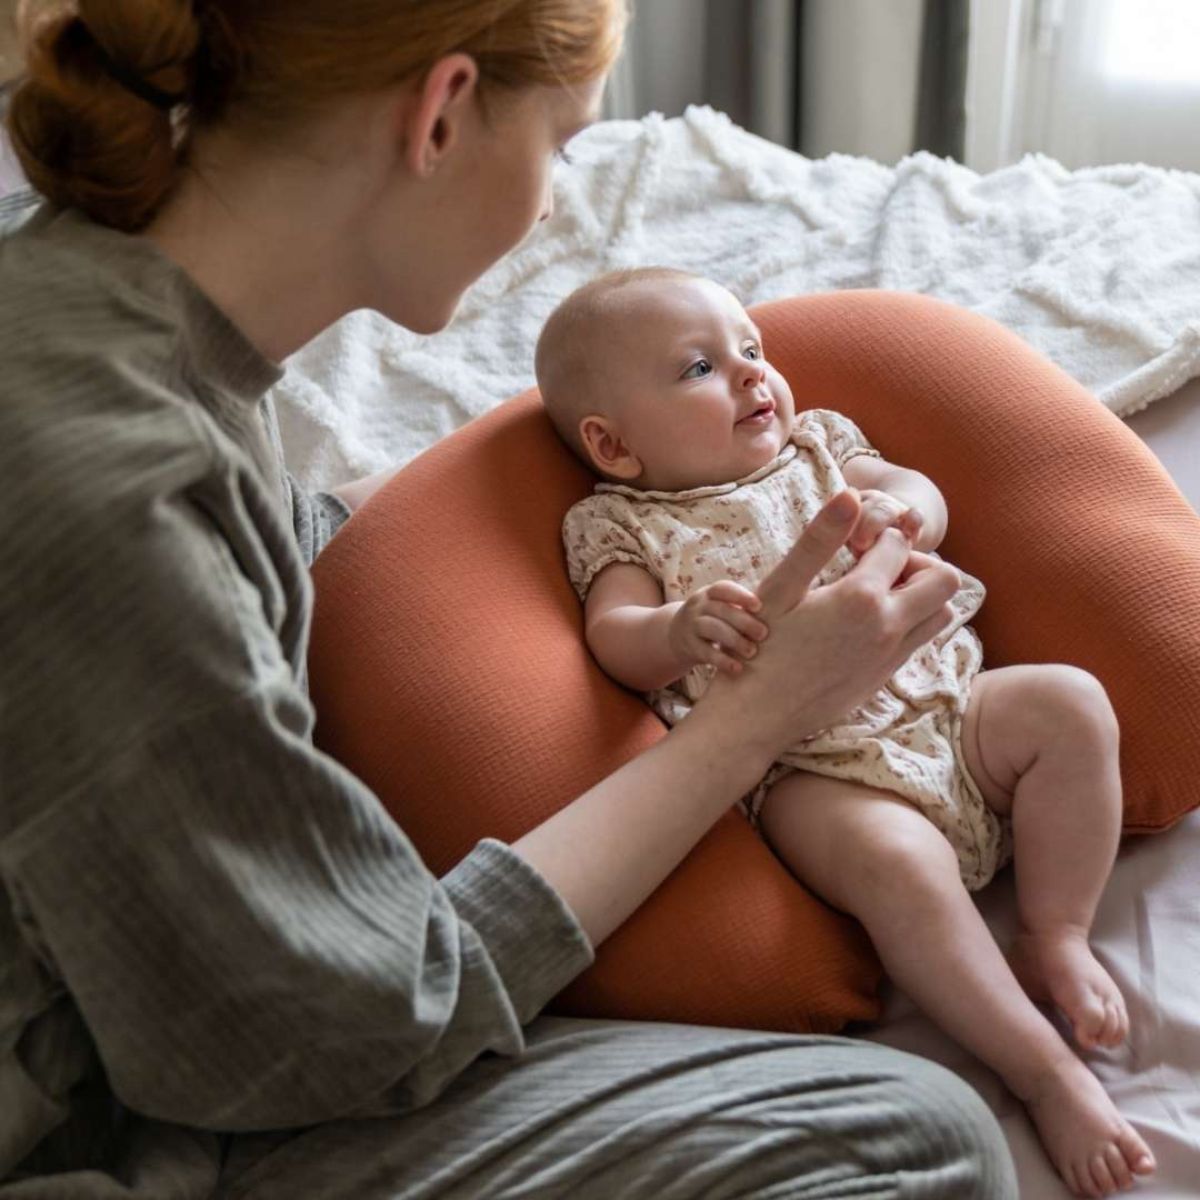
[143,124,378,362]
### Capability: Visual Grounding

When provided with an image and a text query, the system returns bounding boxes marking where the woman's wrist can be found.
[681,683,782,793]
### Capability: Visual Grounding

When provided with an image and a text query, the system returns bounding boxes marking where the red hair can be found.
[7,0,627,232]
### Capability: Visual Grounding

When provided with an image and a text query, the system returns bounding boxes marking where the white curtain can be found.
[1021,0,1200,171]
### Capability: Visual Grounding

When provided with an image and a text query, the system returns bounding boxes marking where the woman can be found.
[0,2,1017,1197]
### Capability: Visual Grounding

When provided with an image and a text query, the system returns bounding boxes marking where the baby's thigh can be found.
[757,771,962,916]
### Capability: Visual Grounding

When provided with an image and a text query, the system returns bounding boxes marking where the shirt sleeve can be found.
[796,409,883,469]
[1,480,592,1133]
[562,495,655,601]
[287,471,352,566]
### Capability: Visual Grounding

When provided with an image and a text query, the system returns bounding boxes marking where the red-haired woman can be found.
[0,3,1014,1196]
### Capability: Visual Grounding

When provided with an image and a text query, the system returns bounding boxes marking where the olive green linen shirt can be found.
[0,200,592,1183]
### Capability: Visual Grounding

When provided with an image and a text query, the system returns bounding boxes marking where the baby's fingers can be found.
[707,580,764,613]
[694,615,760,661]
[896,508,924,542]
[709,599,769,643]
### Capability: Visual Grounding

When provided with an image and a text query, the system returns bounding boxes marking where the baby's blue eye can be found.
[744,344,761,360]
[682,359,712,380]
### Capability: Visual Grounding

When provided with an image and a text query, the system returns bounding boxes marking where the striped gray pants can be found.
[220,1016,1017,1199]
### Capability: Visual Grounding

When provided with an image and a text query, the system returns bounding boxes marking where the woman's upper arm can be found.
[3,487,591,1132]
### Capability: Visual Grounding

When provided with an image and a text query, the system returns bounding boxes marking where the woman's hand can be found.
[667,580,769,676]
[848,488,923,556]
[701,490,958,769]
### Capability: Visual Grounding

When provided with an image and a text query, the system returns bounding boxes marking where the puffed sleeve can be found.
[796,408,883,468]
[562,493,655,601]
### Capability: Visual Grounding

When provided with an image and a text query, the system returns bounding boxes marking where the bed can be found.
[3,101,1193,1193]
[271,109,1200,1198]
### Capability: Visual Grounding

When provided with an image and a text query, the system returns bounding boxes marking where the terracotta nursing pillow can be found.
[308,291,1200,1033]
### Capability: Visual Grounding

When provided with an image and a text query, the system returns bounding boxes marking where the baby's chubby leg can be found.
[757,772,1153,1197]
[959,665,1126,1051]
[758,775,1080,1093]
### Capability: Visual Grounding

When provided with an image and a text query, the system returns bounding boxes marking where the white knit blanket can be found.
[273,105,1200,490]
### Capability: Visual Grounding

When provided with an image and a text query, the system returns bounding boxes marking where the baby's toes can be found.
[1101,997,1128,1048]
[1119,1125,1156,1177]
[1074,990,1109,1049]
[1086,1150,1118,1197]
[1103,1142,1133,1190]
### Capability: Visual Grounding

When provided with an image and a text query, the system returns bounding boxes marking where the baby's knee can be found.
[849,803,962,907]
[1031,665,1119,749]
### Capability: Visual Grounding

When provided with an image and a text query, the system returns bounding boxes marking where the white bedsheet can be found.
[273,106,1200,492]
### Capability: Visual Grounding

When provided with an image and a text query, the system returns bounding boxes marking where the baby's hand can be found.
[848,489,923,556]
[669,580,769,676]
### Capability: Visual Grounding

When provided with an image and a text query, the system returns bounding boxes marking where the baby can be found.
[537,267,1156,1198]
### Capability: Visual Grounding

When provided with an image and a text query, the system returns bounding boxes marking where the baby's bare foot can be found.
[1009,927,1129,1050]
[1023,1056,1155,1196]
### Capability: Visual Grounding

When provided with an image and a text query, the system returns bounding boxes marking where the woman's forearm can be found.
[511,700,771,946]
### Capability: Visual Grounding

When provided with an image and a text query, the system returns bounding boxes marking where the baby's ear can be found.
[579,415,642,480]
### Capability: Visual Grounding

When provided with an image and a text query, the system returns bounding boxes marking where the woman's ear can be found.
[579,415,643,480]
[396,53,480,177]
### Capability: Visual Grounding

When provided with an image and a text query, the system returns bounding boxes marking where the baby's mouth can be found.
[737,399,776,426]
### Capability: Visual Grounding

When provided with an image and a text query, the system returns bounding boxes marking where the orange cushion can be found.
[308,290,1200,1034]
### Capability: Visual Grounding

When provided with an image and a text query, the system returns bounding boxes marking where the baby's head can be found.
[536,268,796,491]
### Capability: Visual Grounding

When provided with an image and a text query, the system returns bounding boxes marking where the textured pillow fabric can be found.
[308,290,1200,1034]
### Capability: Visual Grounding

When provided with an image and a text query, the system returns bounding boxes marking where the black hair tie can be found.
[93,43,187,110]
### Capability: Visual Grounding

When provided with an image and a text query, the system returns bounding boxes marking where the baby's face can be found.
[598,278,796,491]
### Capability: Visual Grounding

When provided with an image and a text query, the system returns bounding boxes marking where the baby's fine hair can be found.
[536,266,703,465]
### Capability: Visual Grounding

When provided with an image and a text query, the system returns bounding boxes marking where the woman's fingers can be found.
[892,555,960,610]
[844,525,913,590]
[757,489,860,617]
[894,602,955,666]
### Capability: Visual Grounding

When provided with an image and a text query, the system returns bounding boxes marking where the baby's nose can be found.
[739,359,767,388]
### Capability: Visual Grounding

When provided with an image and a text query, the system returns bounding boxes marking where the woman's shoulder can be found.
[0,204,279,523]
[1,201,179,332]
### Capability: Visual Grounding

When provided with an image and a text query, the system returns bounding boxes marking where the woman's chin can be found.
[378,293,462,336]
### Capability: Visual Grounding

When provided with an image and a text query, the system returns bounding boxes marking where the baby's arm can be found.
[585,562,768,692]
[842,454,947,553]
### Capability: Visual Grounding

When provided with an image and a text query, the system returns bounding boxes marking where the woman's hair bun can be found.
[6,1,200,232]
